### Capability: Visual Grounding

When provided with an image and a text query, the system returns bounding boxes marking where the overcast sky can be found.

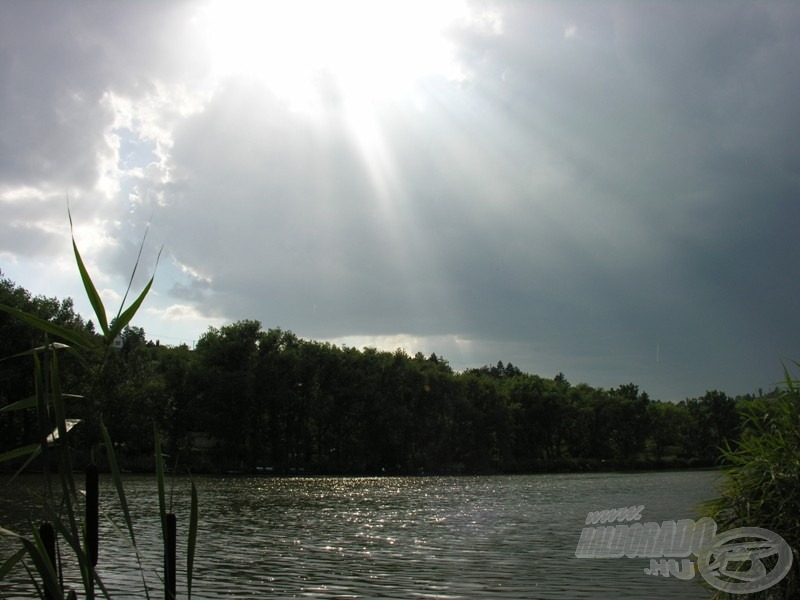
[2,1,798,401]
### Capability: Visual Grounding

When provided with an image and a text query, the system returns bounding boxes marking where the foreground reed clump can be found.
[702,362,800,599]
[0,211,197,599]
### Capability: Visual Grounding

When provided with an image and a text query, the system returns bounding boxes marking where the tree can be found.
[647,400,694,461]
[683,390,740,463]
[256,327,302,473]
[604,384,651,461]
[121,324,147,353]
[192,320,263,470]
[0,273,89,454]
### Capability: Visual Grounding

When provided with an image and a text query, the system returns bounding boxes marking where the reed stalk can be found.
[0,211,198,599]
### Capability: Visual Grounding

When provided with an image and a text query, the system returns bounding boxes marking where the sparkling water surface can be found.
[0,470,720,598]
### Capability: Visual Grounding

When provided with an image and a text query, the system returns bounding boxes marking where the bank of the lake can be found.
[0,470,719,599]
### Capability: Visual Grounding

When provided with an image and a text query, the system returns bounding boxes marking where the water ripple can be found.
[0,471,718,598]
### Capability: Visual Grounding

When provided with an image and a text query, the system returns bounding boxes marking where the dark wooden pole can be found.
[165,513,177,599]
[86,464,99,599]
[86,464,99,566]
[39,521,56,600]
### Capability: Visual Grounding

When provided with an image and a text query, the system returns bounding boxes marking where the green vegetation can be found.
[1,272,766,476]
[701,363,800,599]
[0,219,197,599]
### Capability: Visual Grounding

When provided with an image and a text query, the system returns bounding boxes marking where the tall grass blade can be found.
[8,445,43,485]
[1,212,174,598]
[97,504,142,558]
[154,424,171,598]
[21,559,47,600]
[48,347,85,597]
[27,527,61,599]
[0,395,37,413]
[0,525,23,538]
[0,546,26,579]
[109,255,160,343]
[49,347,77,500]
[111,226,158,333]
[42,503,112,600]
[155,424,167,540]
[100,420,151,599]
[100,421,136,546]
[0,443,39,464]
[0,393,83,414]
[68,208,109,337]
[188,480,198,600]
[32,351,53,501]
[95,501,154,599]
[0,305,94,350]
[118,225,149,314]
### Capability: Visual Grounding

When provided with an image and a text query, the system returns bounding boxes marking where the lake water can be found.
[0,470,721,599]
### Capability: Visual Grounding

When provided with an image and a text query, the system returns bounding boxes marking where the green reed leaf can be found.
[49,348,77,502]
[100,420,152,598]
[0,393,83,414]
[8,445,43,485]
[0,443,39,464]
[0,546,26,579]
[188,479,198,600]
[21,559,47,600]
[26,527,61,600]
[0,395,36,413]
[69,208,109,337]
[109,256,160,343]
[100,421,136,547]
[155,423,167,541]
[113,225,151,325]
[41,502,112,600]
[0,304,94,351]
[31,351,54,500]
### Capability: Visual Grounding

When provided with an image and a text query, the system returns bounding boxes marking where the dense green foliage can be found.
[702,365,800,599]
[0,271,768,475]
[0,274,91,454]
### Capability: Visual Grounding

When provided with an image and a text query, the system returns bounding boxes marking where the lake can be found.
[0,470,720,598]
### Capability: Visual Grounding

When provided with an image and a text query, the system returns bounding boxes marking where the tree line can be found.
[0,271,769,475]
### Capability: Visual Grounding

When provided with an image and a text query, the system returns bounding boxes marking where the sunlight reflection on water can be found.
[0,471,719,598]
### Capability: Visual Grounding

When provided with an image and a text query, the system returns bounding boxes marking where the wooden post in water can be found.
[39,521,56,600]
[86,464,99,598]
[86,465,99,565]
[165,513,177,599]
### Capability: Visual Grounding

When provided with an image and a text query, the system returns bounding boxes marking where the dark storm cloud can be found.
[1,1,798,400]
[466,1,800,396]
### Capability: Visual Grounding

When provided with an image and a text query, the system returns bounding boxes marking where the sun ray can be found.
[193,0,490,352]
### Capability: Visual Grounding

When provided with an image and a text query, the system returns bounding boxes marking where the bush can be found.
[702,363,800,599]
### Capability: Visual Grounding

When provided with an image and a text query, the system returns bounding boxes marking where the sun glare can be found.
[200,0,469,111]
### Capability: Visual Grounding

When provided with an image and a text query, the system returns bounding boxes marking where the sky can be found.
[1,1,799,402]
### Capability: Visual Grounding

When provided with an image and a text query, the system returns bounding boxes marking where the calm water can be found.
[0,470,720,599]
